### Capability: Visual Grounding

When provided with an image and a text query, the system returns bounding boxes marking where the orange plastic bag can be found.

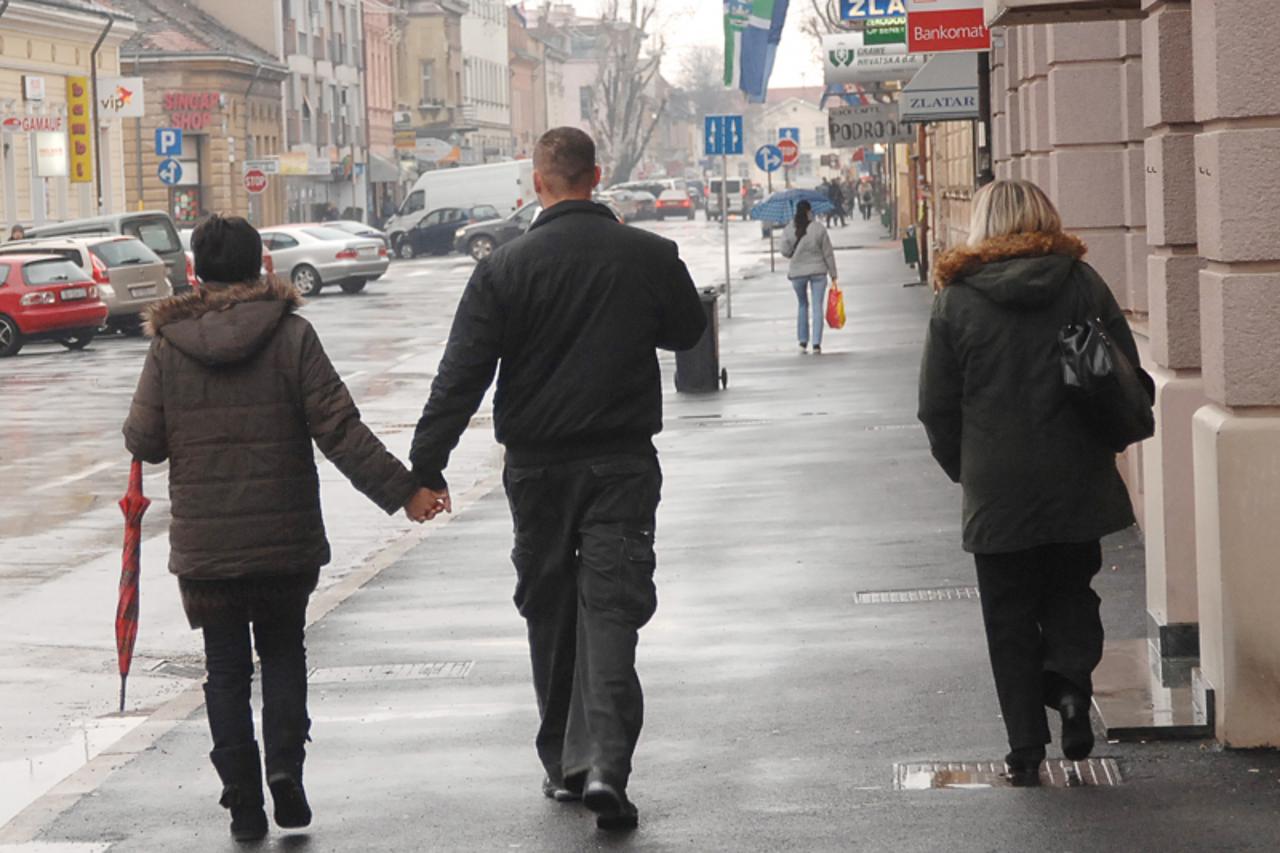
[826,281,846,330]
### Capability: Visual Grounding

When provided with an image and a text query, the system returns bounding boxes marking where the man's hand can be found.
[404,487,451,523]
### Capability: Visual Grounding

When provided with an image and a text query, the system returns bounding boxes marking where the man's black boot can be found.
[1059,692,1096,761]
[1004,746,1045,788]
[582,773,638,831]
[210,742,269,842]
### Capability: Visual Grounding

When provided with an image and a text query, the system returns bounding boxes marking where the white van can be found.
[385,160,534,255]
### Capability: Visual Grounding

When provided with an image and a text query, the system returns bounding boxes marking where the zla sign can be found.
[840,0,906,19]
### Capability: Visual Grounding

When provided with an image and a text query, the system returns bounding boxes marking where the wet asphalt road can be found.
[0,215,766,830]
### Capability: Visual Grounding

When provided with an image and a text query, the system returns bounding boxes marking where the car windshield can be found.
[472,206,499,220]
[124,218,182,255]
[91,239,161,267]
[24,259,88,285]
[303,227,355,242]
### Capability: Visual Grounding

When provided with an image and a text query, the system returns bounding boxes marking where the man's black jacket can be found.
[410,200,707,489]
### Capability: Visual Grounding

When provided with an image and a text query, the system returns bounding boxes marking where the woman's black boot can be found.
[210,742,269,842]
[265,730,312,829]
[1004,746,1045,787]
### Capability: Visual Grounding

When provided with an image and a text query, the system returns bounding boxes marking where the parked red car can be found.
[0,254,108,357]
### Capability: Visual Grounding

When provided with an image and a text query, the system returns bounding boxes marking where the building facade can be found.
[362,0,401,221]
[459,0,510,162]
[395,0,466,168]
[0,0,135,230]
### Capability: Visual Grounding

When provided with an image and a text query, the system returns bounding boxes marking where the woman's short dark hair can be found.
[191,214,262,285]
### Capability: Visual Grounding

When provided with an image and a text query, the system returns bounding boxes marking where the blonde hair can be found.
[967,180,1062,247]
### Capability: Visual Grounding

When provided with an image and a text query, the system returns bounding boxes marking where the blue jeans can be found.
[791,275,827,347]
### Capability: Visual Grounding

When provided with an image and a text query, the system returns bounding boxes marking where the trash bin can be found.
[675,288,727,393]
[902,226,920,267]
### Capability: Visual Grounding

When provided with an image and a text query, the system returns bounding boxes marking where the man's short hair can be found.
[191,214,262,285]
[533,127,597,192]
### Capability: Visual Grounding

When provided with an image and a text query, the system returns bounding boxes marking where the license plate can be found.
[360,248,378,258]
[130,286,157,297]
[61,288,87,300]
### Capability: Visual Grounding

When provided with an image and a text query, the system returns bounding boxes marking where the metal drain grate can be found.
[146,659,206,679]
[894,758,1122,790]
[856,587,980,604]
[308,661,474,685]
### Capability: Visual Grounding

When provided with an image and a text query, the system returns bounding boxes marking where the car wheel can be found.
[58,330,95,351]
[292,264,322,296]
[0,314,22,357]
[395,236,416,260]
[340,279,367,294]
[468,235,496,261]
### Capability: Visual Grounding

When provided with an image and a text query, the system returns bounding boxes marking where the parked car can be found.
[325,220,389,248]
[258,225,389,295]
[25,211,190,295]
[179,229,275,285]
[655,189,696,221]
[0,254,108,356]
[0,236,171,334]
[596,190,643,222]
[395,205,501,259]
[452,203,542,261]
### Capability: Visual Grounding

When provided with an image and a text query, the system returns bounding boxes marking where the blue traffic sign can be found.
[704,114,745,157]
[157,158,183,186]
[155,127,183,157]
[779,127,800,143]
[755,144,783,173]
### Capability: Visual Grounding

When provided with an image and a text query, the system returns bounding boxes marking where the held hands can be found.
[405,487,452,523]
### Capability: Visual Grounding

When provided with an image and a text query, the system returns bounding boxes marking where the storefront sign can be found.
[898,52,981,121]
[66,77,93,183]
[906,0,991,53]
[99,77,145,119]
[244,158,280,175]
[23,76,46,102]
[414,137,455,162]
[865,17,908,43]
[823,33,929,85]
[1,114,64,133]
[277,151,330,176]
[163,91,222,131]
[828,103,918,147]
[840,0,906,18]
[35,131,68,177]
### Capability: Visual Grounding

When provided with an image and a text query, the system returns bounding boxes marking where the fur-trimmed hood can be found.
[145,277,302,366]
[933,232,1087,308]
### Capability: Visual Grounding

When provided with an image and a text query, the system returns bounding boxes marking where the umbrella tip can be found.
[119,675,127,714]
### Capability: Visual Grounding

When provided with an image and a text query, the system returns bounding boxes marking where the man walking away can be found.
[827,179,847,228]
[408,127,706,831]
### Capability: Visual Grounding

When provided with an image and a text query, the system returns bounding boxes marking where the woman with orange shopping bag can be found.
[780,199,838,354]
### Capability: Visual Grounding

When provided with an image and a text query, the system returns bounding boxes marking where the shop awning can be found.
[368,152,400,184]
[898,53,981,123]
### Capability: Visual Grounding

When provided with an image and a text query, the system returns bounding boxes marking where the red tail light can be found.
[185,253,199,290]
[336,248,359,260]
[378,246,389,258]
[89,253,110,285]
[263,251,275,275]
[681,199,691,208]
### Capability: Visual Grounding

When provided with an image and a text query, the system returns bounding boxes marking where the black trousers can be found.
[202,601,311,776]
[504,453,662,791]
[974,541,1104,750]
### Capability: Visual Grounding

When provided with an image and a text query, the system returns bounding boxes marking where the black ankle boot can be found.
[1004,746,1045,788]
[1059,692,1096,761]
[210,743,269,842]
[265,730,312,829]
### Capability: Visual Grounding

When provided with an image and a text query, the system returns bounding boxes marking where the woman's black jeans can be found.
[974,540,1104,751]
[202,604,310,778]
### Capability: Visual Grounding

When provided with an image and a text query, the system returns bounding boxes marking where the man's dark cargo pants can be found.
[503,452,662,792]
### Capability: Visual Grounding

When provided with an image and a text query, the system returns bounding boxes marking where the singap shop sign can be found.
[164,91,223,131]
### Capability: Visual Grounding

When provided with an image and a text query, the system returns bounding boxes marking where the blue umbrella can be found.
[750,189,835,224]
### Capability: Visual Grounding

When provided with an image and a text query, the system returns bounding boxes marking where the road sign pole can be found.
[767,168,775,272]
[722,152,731,319]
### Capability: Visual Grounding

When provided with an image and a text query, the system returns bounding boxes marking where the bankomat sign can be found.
[905,0,990,53]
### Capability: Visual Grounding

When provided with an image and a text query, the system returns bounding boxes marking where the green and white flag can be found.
[724,0,752,87]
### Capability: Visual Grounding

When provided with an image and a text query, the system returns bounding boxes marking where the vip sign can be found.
[905,0,990,53]
[99,77,146,119]
[66,76,93,183]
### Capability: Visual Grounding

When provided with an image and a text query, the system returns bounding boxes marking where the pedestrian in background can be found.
[123,215,437,842]
[781,199,838,354]
[8,224,25,241]
[409,127,705,833]
[858,182,875,221]
[918,180,1148,786]
[827,179,847,228]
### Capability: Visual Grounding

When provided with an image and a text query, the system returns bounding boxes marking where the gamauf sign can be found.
[822,33,928,85]
[828,103,918,147]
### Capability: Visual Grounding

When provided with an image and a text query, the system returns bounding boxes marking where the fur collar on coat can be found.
[144,276,302,336]
[932,232,1087,290]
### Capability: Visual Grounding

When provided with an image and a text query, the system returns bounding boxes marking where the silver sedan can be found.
[258,225,390,296]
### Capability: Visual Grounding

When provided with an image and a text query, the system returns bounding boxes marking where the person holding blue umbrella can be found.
[780,199,839,353]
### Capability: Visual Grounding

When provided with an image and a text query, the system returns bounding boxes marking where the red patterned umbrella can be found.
[116,459,151,712]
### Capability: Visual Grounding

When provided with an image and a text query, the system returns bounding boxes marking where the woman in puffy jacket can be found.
[918,180,1149,787]
[780,199,838,354]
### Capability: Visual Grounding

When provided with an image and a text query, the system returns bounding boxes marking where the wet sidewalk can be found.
[10,219,1280,852]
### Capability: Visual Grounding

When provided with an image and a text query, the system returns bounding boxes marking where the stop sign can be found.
[244,169,268,194]
[778,138,800,167]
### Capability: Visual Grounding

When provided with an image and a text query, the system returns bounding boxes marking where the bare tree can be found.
[678,46,740,118]
[589,0,666,184]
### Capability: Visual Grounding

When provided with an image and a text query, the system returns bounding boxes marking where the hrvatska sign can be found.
[905,0,990,54]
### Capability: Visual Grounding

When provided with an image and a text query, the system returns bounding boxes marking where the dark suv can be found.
[397,205,502,259]
[452,203,541,261]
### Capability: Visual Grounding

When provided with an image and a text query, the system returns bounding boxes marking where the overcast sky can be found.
[568,0,825,90]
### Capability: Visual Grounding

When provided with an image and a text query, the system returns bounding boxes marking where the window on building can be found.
[420,61,433,102]
[579,86,593,121]
[815,126,825,147]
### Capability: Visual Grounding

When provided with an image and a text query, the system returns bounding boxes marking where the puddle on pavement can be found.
[0,715,147,827]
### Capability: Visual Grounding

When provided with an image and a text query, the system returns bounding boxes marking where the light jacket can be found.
[780,216,838,281]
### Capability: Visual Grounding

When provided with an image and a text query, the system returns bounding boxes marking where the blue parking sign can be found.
[704,115,745,157]
[155,127,182,157]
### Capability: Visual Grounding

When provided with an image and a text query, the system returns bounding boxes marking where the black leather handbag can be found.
[1059,304,1156,453]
